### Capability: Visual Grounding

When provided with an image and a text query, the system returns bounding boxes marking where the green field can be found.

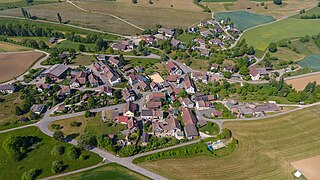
[214,11,275,31]
[291,7,320,19]
[0,0,59,10]
[0,93,25,129]
[298,54,320,70]
[58,163,148,180]
[177,33,198,44]
[55,40,95,52]
[70,55,97,66]
[242,18,320,51]
[137,105,320,179]
[269,47,305,62]
[126,58,160,69]
[0,41,31,52]
[0,126,101,180]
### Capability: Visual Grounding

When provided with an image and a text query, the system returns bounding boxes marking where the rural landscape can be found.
[0,0,320,179]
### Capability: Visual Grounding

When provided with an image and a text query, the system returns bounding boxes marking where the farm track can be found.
[67,0,144,32]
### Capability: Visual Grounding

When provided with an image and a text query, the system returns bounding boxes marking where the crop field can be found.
[242,18,320,51]
[286,73,320,91]
[70,55,97,66]
[270,47,305,62]
[298,54,320,70]
[291,6,320,19]
[0,41,31,52]
[291,155,320,180]
[0,0,60,9]
[137,105,320,179]
[70,1,211,29]
[0,126,101,180]
[0,3,141,35]
[0,51,44,83]
[214,11,275,31]
[58,163,147,180]
[204,0,317,19]
[54,40,95,52]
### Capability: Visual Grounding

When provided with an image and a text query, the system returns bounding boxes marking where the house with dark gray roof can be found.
[41,64,69,80]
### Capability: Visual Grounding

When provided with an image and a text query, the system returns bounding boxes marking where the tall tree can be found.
[57,13,62,24]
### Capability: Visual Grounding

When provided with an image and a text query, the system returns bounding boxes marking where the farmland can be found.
[70,55,97,66]
[214,11,275,31]
[0,126,101,180]
[298,54,320,71]
[54,40,95,52]
[0,41,31,52]
[0,0,59,10]
[0,51,44,83]
[0,92,23,129]
[58,163,148,180]
[241,18,320,51]
[285,73,320,91]
[137,105,320,179]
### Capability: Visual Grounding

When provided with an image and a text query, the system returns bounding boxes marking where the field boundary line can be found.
[67,0,144,31]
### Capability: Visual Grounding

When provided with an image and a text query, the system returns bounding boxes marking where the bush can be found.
[51,145,65,156]
[51,161,64,174]
[21,168,41,180]
[53,130,65,142]
[67,146,81,159]
[70,121,82,127]
[273,0,282,5]
[51,124,62,130]
[268,42,278,52]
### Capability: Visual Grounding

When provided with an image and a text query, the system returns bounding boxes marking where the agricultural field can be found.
[0,51,44,83]
[242,18,320,51]
[269,47,305,62]
[49,113,126,139]
[0,126,101,180]
[214,11,275,31]
[0,0,60,10]
[58,163,147,180]
[54,40,95,52]
[291,6,320,19]
[291,155,320,180]
[125,57,160,69]
[0,41,31,52]
[298,54,320,71]
[204,0,317,19]
[70,55,97,66]
[0,92,24,129]
[137,105,320,179]
[286,73,320,91]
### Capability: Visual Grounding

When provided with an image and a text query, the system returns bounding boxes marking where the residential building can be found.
[123,101,138,117]
[31,104,45,114]
[158,27,175,37]
[249,67,269,80]
[100,86,113,96]
[181,108,199,139]
[164,61,183,75]
[122,87,135,102]
[184,77,195,94]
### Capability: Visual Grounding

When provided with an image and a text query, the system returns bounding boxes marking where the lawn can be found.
[199,122,220,135]
[126,57,160,69]
[49,113,126,139]
[242,18,320,51]
[70,55,97,66]
[58,163,148,180]
[137,105,320,179]
[54,40,95,52]
[0,41,31,52]
[176,32,198,44]
[298,54,320,70]
[291,6,320,19]
[0,126,101,180]
[214,11,275,31]
[0,51,44,83]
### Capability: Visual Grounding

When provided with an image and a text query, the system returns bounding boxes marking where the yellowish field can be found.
[72,1,211,29]
[0,41,31,52]
[285,74,320,91]
[291,155,320,180]
[0,51,44,83]
[270,47,305,62]
[205,0,317,19]
[138,105,320,179]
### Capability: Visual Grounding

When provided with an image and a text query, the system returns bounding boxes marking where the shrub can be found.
[67,146,81,159]
[268,42,278,52]
[53,130,65,142]
[70,121,82,127]
[51,161,64,174]
[51,124,62,130]
[51,145,65,156]
[21,168,41,180]
[273,0,282,5]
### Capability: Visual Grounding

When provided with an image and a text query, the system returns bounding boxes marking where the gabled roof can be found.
[181,107,197,126]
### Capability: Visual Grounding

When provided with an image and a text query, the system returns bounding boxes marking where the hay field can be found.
[138,105,320,179]
[0,51,44,83]
[0,2,142,35]
[0,41,31,52]
[286,73,320,91]
[71,1,211,29]
[241,18,320,51]
[205,0,317,19]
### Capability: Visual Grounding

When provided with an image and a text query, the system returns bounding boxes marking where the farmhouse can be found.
[178,97,194,108]
[195,100,211,110]
[41,64,69,80]
[191,72,208,83]
[170,38,181,47]
[0,84,16,94]
[158,27,175,37]
[181,107,199,139]
[249,67,269,80]
[111,43,127,51]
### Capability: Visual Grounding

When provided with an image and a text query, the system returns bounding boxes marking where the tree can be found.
[247,46,255,55]
[67,146,81,159]
[78,44,86,52]
[78,132,97,149]
[51,145,64,156]
[87,97,94,108]
[239,66,249,76]
[85,110,91,118]
[178,89,188,98]
[51,161,64,174]
[57,13,62,24]
[223,71,231,79]
[268,42,278,52]
[21,8,27,18]
[287,92,301,102]
[38,41,49,49]
[132,0,137,3]
[273,0,282,5]
[53,130,65,142]
[21,168,41,180]
[222,128,232,138]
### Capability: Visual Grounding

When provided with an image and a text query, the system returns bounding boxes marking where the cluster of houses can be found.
[93,59,122,86]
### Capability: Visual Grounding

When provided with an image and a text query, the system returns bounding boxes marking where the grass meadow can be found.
[137,105,320,179]
[0,126,101,180]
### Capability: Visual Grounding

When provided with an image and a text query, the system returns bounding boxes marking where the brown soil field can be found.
[205,0,317,19]
[291,155,320,180]
[0,41,31,52]
[0,51,44,83]
[285,74,320,91]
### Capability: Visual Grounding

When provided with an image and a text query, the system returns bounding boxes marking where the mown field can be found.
[291,6,320,19]
[242,18,320,51]
[137,105,320,179]
[70,54,97,66]
[0,0,60,10]
[58,163,148,180]
[0,41,31,52]
[0,51,44,83]
[0,126,101,180]
[214,11,275,31]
